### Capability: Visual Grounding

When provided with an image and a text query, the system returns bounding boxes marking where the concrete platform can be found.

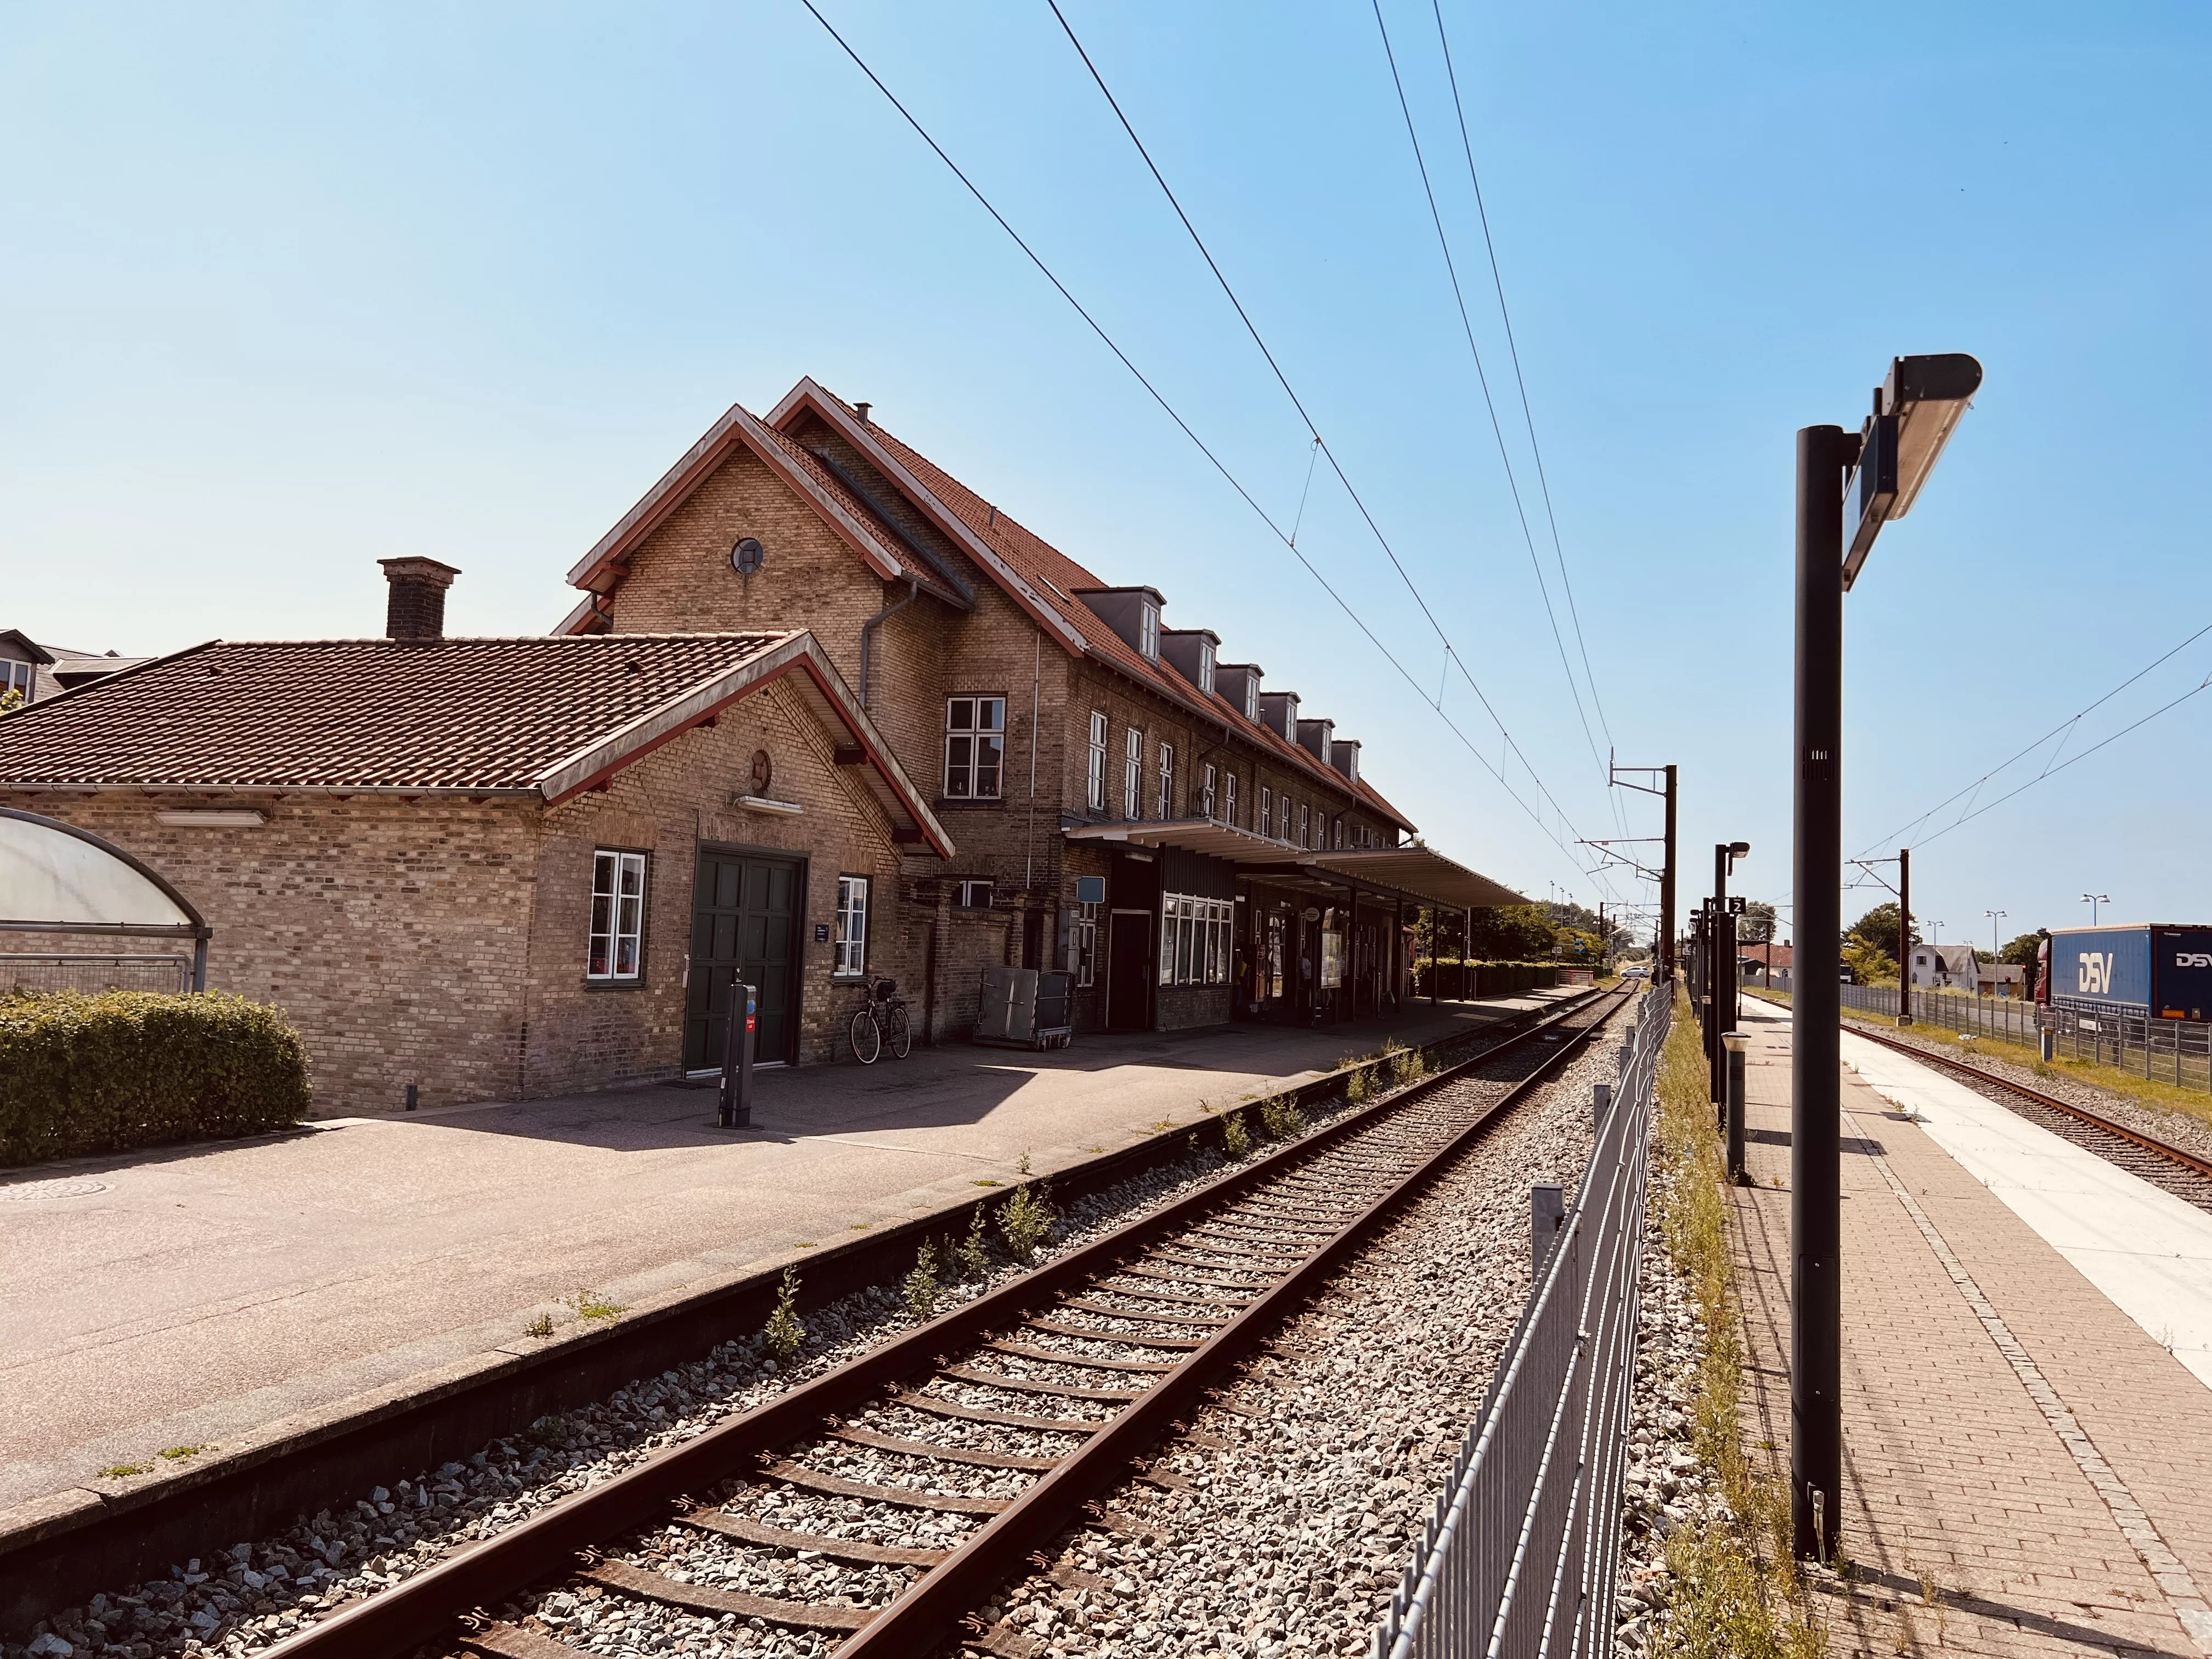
[1730,998,2212,1658]
[0,992,1561,1513]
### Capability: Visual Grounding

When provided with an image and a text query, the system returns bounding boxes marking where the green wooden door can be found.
[685,851,802,1069]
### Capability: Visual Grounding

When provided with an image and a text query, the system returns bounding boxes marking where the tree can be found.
[1466,905,1559,962]
[1843,938,1899,986]
[1736,900,1778,944]
[1844,902,1920,955]
[2001,929,2049,997]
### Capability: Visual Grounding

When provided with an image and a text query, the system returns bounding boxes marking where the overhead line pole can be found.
[1607,757,1678,980]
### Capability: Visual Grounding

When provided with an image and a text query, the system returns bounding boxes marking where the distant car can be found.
[1621,964,1651,980]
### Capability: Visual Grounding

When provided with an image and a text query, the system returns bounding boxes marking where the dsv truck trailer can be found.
[2037,923,2212,1022]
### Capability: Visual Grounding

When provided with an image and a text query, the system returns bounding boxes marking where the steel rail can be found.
[252,988,1622,1659]
[837,991,1629,1657]
[1849,1026,2212,1182]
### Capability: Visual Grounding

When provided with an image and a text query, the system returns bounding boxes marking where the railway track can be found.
[1848,1025,2212,1212]
[254,986,1629,1659]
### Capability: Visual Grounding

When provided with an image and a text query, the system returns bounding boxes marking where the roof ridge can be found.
[844,408,1415,831]
[196,631,798,648]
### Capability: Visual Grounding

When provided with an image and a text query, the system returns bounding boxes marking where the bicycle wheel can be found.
[848,1007,882,1065]
[888,1003,912,1059]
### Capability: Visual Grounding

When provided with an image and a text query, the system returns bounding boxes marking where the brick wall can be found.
[0,679,921,1113]
[526,676,918,1084]
[0,791,540,1113]
[583,416,1395,1040]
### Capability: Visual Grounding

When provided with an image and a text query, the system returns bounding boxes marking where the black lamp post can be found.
[1793,353,1981,1564]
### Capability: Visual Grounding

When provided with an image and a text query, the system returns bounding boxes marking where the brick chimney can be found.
[379,558,461,642]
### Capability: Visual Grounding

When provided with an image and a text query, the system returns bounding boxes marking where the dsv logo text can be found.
[2079,952,2116,994]
[2180,952,2212,968]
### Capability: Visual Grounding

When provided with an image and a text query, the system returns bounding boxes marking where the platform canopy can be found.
[1063,820,1527,911]
[1,808,210,969]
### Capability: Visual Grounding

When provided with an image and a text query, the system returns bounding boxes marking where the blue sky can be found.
[5,2,2208,948]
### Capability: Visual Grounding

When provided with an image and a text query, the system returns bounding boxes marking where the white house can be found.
[1908,944,1978,990]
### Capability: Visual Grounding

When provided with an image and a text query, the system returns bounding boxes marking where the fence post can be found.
[1531,1183,1565,1276]
[1593,1081,1612,1130]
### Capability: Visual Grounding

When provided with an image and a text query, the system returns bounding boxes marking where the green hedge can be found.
[1,991,311,1167]
[1411,960,1562,998]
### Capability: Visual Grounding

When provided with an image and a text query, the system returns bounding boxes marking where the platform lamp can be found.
[2081,893,2109,927]
[1793,352,1982,1566]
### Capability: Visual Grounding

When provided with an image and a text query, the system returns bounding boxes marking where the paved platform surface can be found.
[0,992,1560,1513]
[1730,998,2212,1658]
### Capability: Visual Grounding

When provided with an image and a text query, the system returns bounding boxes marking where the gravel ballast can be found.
[977,1007,1628,1658]
[7,1013,1578,1659]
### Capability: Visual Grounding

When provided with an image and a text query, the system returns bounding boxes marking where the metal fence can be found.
[0,953,196,995]
[1372,982,1670,1659]
[1836,981,2212,1092]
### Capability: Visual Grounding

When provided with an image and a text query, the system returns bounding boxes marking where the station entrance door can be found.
[684,850,802,1070]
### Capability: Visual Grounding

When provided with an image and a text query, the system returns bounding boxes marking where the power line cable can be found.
[1040,0,1632,875]
[1775,616,2212,909]
[798,0,1621,900]
[1041,0,1629,862]
[1426,0,1616,764]
[1855,616,2212,856]
[1364,0,1607,792]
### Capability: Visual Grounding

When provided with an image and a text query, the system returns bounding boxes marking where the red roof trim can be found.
[538,636,953,859]
[564,404,965,609]
[767,383,1415,833]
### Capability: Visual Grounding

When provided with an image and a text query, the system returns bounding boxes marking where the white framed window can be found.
[1157,742,1175,820]
[588,849,648,982]
[955,879,995,910]
[1199,762,1217,820]
[1073,899,1099,988]
[1299,803,1311,847]
[834,875,870,977]
[1159,893,1233,987]
[1196,639,1215,694]
[1242,676,1259,722]
[1138,599,1161,660]
[0,660,32,706]
[1124,727,1143,819]
[1086,710,1108,812]
[944,696,1006,799]
[1260,786,1272,838]
[1223,771,1238,828]
[1332,813,1343,849]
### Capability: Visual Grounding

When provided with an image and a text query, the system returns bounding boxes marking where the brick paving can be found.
[1729,998,2212,1657]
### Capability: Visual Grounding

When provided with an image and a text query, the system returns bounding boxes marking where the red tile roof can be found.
[794,392,1419,833]
[0,634,794,791]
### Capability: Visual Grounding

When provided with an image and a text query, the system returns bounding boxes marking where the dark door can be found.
[1107,910,1152,1031]
[685,851,802,1068]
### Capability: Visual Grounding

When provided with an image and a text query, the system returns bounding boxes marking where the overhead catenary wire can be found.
[1855,616,2212,856]
[798,0,1622,900]
[1365,0,1606,793]
[1426,0,1615,768]
[1038,0,1632,891]
[1775,616,2212,910]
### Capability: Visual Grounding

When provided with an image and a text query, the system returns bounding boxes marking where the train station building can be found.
[560,377,1523,1046]
[0,380,1524,1108]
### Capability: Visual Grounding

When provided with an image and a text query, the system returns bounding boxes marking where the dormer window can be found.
[1138,599,1160,661]
[1244,678,1258,721]
[1197,638,1214,693]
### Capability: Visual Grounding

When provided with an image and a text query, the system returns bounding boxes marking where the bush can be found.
[0,990,311,1166]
